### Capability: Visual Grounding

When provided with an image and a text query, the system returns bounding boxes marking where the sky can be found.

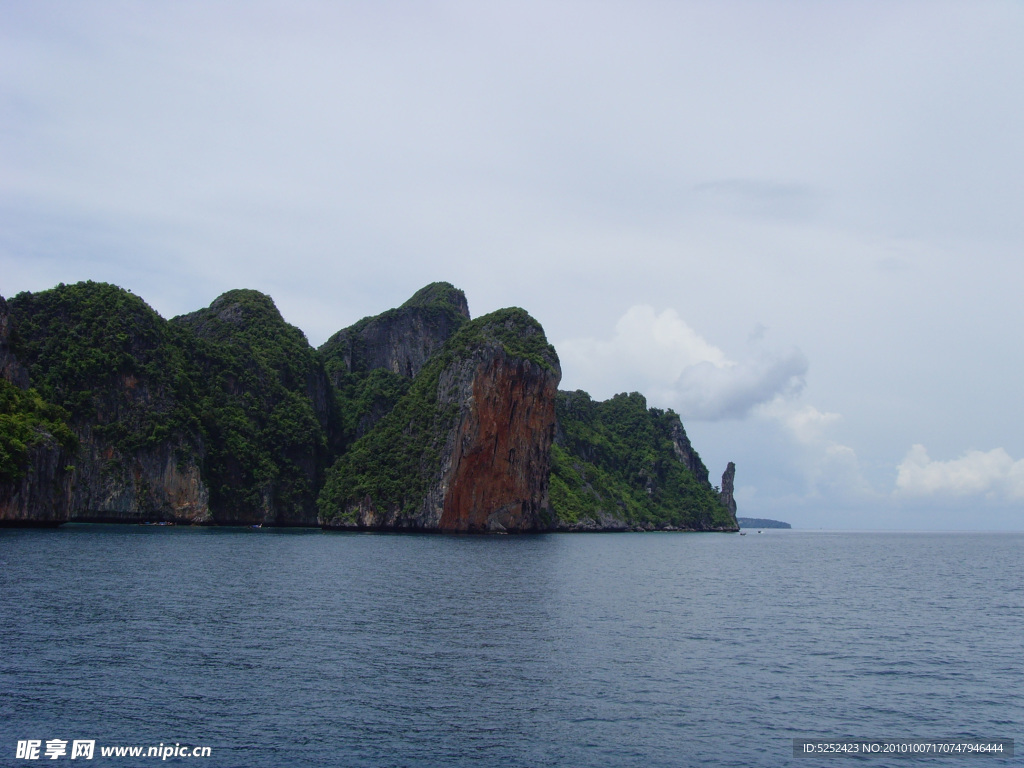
[2,1,1023,530]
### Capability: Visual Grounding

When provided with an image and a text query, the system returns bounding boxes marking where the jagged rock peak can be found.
[400,281,470,317]
[319,281,472,380]
[173,289,301,342]
[719,461,737,516]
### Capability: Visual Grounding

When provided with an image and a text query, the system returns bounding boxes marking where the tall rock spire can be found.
[719,462,737,516]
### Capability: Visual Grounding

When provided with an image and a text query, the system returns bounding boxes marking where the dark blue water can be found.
[1,527,1020,767]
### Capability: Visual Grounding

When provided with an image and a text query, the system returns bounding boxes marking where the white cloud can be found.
[675,350,808,420]
[756,398,873,501]
[895,444,1024,500]
[757,400,841,444]
[558,305,806,420]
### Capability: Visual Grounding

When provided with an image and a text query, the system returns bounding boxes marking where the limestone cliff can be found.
[668,417,712,487]
[318,308,561,532]
[3,280,739,534]
[64,428,210,524]
[4,283,338,526]
[1,293,72,525]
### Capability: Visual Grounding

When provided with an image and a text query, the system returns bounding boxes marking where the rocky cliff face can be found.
[0,430,74,527]
[1,430,211,526]
[319,282,471,449]
[0,296,29,388]
[2,293,70,525]
[318,308,561,532]
[435,340,560,532]
[65,428,211,524]
[320,282,470,381]
[668,417,712,487]
[6,284,335,527]
[672,417,740,521]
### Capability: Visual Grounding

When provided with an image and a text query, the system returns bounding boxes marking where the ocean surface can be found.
[1,526,1020,767]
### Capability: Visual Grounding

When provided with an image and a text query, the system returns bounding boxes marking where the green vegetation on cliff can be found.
[8,282,336,522]
[327,368,410,450]
[400,281,469,313]
[0,379,76,481]
[317,354,451,523]
[548,390,735,530]
[442,307,559,373]
[172,289,334,521]
[3,279,735,532]
[10,282,202,452]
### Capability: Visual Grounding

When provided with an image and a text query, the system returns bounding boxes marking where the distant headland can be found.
[1,282,739,533]
[737,517,791,529]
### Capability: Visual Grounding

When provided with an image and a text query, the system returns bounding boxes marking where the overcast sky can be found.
[3,1,1022,530]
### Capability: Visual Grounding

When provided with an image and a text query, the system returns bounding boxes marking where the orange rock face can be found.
[439,352,558,532]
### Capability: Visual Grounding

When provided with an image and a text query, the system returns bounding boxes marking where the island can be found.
[1,282,738,533]
[737,517,791,529]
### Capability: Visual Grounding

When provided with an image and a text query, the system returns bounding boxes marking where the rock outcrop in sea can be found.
[719,461,737,517]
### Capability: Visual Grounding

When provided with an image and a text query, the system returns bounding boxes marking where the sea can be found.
[1,526,1020,767]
